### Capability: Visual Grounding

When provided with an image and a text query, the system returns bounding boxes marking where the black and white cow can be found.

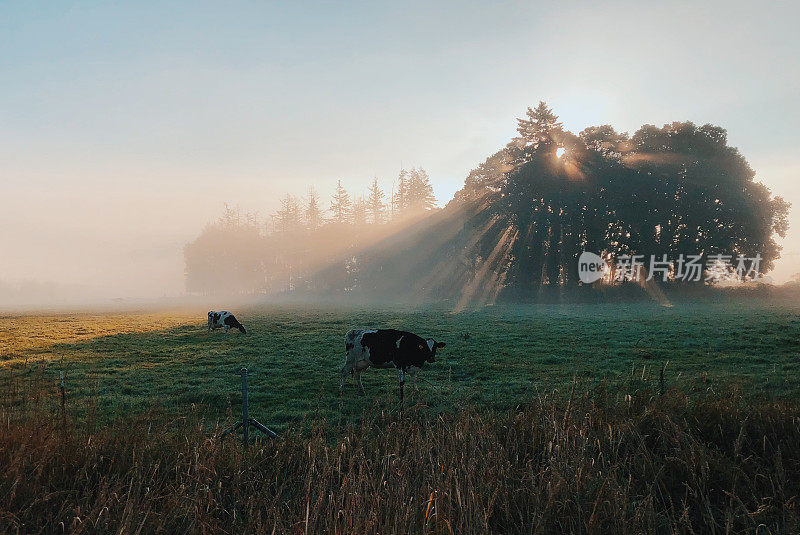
[207,311,247,334]
[341,328,445,393]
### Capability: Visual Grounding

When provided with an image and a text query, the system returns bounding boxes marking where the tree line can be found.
[310,102,790,305]
[273,168,436,232]
[184,169,437,294]
[185,101,790,302]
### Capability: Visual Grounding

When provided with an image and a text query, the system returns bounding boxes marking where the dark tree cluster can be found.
[457,102,790,299]
[331,103,790,305]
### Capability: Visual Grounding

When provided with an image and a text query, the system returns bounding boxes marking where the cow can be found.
[207,311,247,334]
[341,328,445,394]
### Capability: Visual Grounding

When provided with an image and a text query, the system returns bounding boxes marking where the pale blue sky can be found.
[1,1,798,297]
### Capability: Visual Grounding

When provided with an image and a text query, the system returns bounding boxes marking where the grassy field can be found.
[3,303,800,533]
[2,302,799,429]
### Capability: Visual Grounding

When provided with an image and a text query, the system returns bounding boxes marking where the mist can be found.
[2,1,799,307]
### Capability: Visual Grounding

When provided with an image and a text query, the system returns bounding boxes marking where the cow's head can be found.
[425,339,446,363]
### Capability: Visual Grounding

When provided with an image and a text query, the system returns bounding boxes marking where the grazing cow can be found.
[341,328,445,393]
[207,311,247,334]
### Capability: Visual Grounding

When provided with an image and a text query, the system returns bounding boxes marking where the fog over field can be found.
[1,1,799,306]
[6,5,800,533]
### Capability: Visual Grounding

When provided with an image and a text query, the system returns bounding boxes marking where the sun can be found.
[556,147,566,158]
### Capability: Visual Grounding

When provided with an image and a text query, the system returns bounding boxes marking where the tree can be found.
[330,180,352,224]
[393,169,410,216]
[273,194,301,234]
[352,195,367,226]
[461,142,521,198]
[516,101,563,148]
[366,178,387,224]
[619,120,790,274]
[392,167,436,216]
[184,104,791,303]
[304,186,322,230]
[184,207,265,295]
[579,125,629,158]
[405,167,437,212]
[499,116,791,294]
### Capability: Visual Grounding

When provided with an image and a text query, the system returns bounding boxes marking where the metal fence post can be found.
[59,371,66,439]
[221,367,277,444]
[241,367,249,448]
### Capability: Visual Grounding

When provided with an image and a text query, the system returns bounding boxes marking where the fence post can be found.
[241,367,249,448]
[399,379,404,418]
[59,371,66,438]
[221,367,277,444]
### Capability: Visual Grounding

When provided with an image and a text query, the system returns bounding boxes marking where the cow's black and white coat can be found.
[341,328,445,393]
[207,311,247,334]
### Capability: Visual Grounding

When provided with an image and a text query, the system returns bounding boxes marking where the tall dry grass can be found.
[1,371,799,534]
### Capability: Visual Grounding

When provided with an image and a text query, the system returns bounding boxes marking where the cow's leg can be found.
[224,325,230,333]
[354,370,365,394]
[353,360,370,394]
[340,360,355,391]
[341,340,357,392]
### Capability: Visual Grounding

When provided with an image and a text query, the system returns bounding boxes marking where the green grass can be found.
[3,303,800,532]
[2,303,799,431]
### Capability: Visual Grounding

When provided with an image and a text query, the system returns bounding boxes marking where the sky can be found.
[1,0,798,300]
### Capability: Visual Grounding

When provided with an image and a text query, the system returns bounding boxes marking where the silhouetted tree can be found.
[500,114,790,295]
[439,105,791,301]
[579,125,629,159]
[516,101,563,148]
[460,142,522,199]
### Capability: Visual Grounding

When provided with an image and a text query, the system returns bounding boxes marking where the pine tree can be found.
[329,180,352,224]
[366,178,387,224]
[516,101,563,147]
[304,186,322,230]
[352,195,367,226]
[274,194,301,233]
[406,167,437,212]
[393,169,410,216]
